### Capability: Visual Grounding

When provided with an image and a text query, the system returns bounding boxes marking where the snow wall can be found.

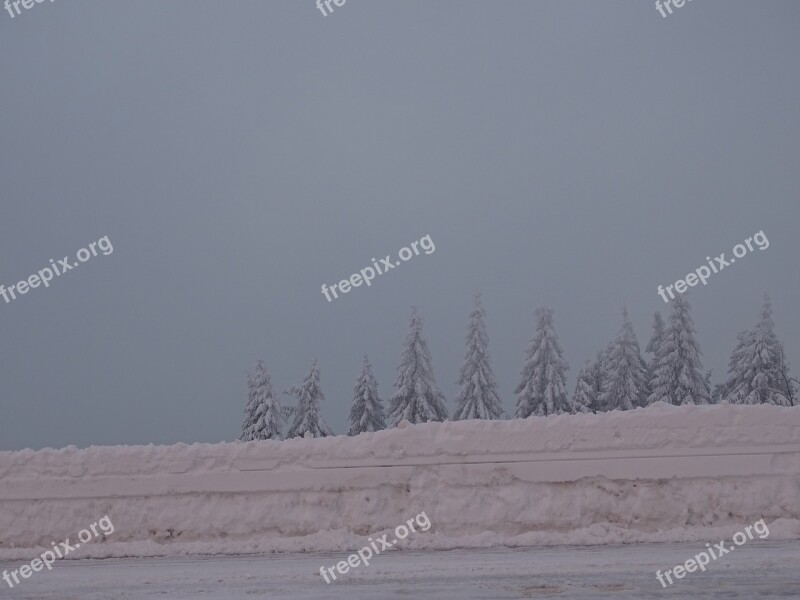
[1,402,800,559]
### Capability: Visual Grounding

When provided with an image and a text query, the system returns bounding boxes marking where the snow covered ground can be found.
[1,403,799,559]
[2,542,799,599]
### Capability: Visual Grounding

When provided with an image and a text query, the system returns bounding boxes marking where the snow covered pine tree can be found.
[598,308,650,411]
[645,311,666,379]
[572,360,599,413]
[719,329,755,403]
[588,348,610,412]
[647,295,710,405]
[723,294,795,406]
[241,360,284,441]
[452,294,503,420]
[388,307,449,425]
[514,307,573,417]
[348,355,387,435]
[285,359,334,438]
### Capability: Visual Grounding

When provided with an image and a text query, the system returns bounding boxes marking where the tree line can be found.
[240,294,797,441]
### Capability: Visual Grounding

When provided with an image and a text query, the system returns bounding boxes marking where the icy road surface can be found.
[3,541,799,599]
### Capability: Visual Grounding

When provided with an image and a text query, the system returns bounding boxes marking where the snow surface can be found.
[1,403,799,560]
[2,542,798,599]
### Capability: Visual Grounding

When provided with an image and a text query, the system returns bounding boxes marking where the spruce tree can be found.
[452,294,503,421]
[348,355,386,435]
[703,370,715,403]
[646,312,666,378]
[241,360,284,441]
[598,308,650,411]
[590,348,610,412]
[388,307,449,425]
[714,330,750,404]
[286,360,334,438]
[514,307,572,417]
[572,360,599,413]
[711,379,727,403]
[647,296,710,405]
[723,295,794,406]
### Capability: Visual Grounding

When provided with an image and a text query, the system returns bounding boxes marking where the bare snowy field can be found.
[2,542,799,599]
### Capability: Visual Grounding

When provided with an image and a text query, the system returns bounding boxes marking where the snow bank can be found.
[1,403,799,559]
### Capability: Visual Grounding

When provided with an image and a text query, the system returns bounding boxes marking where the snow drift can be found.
[1,402,799,559]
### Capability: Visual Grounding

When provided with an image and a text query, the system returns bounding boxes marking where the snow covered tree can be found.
[716,330,752,403]
[592,342,614,412]
[572,360,600,413]
[598,308,650,411]
[703,370,714,403]
[348,355,386,435]
[241,360,284,441]
[645,312,666,377]
[647,296,710,406]
[514,307,572,417]
[452,294,503,421]
[388,307,449,425]
[285,359,334,438]
[711,381,727,404]
[723,295,795,406]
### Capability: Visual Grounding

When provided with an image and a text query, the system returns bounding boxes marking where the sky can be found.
[1,0,798,451]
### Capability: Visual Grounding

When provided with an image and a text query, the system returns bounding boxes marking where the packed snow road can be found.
[3,541,798,599]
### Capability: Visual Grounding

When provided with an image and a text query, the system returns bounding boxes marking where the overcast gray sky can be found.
[1,1,798,450]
